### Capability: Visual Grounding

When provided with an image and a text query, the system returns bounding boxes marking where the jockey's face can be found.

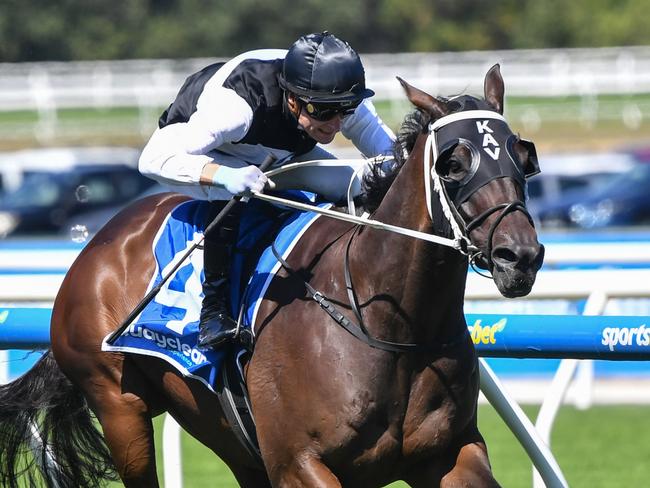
[287,94,343,144]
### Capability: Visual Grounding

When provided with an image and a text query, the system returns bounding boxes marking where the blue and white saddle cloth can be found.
[102,192,330,394]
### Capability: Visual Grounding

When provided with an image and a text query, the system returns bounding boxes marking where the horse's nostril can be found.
[492,243,544,270]
[492,247,518,265]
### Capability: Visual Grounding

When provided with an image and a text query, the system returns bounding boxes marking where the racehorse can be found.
[0,64,543,487]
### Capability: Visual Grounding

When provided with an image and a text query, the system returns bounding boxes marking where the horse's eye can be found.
[438,156,466,181]
[436,158,455,179]
[449,159,463,175]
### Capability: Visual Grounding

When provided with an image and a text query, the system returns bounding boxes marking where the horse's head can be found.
[398,64,544,297]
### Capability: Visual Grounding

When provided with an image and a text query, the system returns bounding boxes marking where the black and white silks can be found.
[139,49,395,201]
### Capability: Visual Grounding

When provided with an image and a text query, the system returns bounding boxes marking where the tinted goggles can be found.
[300,99,359,121]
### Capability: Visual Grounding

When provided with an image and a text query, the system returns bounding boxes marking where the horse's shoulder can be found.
[289,211,356,267]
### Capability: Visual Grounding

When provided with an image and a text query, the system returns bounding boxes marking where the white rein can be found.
[252,133,472,252]
[251,191,464,249]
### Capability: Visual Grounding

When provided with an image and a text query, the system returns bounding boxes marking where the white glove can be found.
[211,165,274,195]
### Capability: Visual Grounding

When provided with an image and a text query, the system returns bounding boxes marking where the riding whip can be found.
[105,154,278,345]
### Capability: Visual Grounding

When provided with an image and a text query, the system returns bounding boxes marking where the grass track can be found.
[103,404,649,487]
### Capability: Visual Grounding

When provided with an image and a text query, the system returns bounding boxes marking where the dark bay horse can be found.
[0,65,543,487]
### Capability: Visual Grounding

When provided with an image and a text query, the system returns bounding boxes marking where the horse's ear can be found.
[484,64,504,114]
[397,76,448,119]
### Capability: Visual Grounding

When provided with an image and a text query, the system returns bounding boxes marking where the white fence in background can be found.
[2,239,650,302]
[2,45,650,142]
[3,46,650,111]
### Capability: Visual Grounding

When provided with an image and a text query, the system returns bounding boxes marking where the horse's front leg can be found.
[440,440,501,488]
[405,427,501,488]
[266,453,342,488]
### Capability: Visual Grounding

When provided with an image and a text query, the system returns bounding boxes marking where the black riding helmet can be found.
[279,32,374,106]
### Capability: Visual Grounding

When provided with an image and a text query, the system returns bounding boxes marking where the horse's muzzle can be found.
[490,241,545,297]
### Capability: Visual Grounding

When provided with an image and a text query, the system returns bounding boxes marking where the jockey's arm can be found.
[341,99,396,158]
[138,87,254,200]
[267,146,355,202]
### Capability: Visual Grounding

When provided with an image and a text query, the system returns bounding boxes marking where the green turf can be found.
[103,404,650,487]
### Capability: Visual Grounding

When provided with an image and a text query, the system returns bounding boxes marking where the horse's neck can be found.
[371,135,429,232]
[355,135,468,343]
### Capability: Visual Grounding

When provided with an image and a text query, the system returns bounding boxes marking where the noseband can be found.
[464,200,534,271]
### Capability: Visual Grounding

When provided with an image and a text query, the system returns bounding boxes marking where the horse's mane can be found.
[361,108,432,212]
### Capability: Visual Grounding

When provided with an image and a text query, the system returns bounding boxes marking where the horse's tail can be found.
[0,351,118,488]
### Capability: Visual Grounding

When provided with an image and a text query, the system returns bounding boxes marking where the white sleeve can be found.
[139,87,253,188]
[341,99,395,158]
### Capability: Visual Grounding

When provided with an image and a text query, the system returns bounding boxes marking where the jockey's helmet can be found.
[279,32,374,107]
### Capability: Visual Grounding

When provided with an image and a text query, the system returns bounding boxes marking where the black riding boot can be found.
[197,203,250,350]
[197,271,238,349]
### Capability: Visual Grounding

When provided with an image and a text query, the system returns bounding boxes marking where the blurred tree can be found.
[134,0,372,58]
[510,0,650,49]
[575,0,649,47]
[1,0,649,62]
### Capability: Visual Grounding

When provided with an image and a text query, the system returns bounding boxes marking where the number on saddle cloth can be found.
[101,193,327,392]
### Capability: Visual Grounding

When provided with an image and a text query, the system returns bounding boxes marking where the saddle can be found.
[102,193,332,465]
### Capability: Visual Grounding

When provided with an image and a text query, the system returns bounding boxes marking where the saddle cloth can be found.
[101,192,330,393]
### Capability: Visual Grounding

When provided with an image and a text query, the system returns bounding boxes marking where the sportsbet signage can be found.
[466,314,650,360]
[468,318,506,345]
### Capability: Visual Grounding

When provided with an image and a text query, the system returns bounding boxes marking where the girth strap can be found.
[215,349,264,468]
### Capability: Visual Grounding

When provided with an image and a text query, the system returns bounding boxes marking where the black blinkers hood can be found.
[431,99,537,206]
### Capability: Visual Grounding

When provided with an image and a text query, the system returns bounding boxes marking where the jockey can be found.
[139,31,395,350]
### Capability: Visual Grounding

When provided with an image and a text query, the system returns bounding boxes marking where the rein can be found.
[252,191,467,251]
[270,231,469,354]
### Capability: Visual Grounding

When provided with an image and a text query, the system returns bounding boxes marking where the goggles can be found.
[299,99,359,121]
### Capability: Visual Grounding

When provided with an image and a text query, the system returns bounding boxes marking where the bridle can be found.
[464,201,534,274]
[267,108,540,353]
[423,109,538,272]
[272,110,534,353]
